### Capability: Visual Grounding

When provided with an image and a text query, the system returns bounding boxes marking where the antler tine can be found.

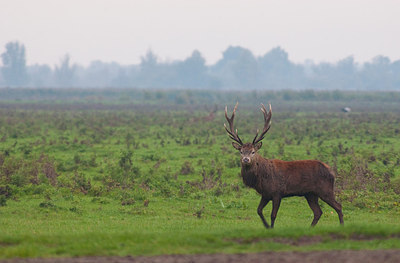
[260,103,272,124]
[252,129,259,144]
[224,102,243,145]
[253,103,272,145]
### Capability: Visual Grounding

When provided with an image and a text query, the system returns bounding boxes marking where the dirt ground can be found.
[2,250,400,263]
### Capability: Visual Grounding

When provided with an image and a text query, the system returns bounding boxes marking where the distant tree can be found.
[258,47,297,89]
[334,56,359,89]
[336,56,356,74]
[140,50,158,70]
[258,47,291,72]
[27,64,53,87]
[54,54,76,87]
[177,50,208,88]
[310,62,336,89]
[361,56,392,90]
[111,68,132,87]
[0,68,3,85]
[138,50,159,87]
[392,60,400,88]
[212,46,258,89]
[1,41,28,86]
[80,60,123,87]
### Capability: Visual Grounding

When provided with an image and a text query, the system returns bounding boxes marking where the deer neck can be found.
[241,154,262,188]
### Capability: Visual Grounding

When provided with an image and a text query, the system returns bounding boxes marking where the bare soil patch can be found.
[1,250,400,263]
[230,233,400,246]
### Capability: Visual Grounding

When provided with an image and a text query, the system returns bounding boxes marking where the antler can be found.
[252,103,272,145]
[224,102,243,145]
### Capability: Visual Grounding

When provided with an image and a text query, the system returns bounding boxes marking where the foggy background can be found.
[1,0,399,90]
[1,43,399,90]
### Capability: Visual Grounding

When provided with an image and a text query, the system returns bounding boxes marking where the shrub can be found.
[391,177,400,194]
[180,161,194,175]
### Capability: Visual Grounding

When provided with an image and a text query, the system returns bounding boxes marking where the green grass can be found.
[1,91,400,258]
[1,195,400,258]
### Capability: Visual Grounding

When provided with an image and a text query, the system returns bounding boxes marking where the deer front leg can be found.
[257,197,270,229]
[270,196,281,228]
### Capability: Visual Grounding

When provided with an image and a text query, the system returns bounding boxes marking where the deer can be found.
[191,105,218,123]
[224,102,344,228]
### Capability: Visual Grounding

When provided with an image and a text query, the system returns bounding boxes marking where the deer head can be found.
[224,102,272,166]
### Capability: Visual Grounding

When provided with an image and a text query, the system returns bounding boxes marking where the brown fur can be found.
[236,143,344,228]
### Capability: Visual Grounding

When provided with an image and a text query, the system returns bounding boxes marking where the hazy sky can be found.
[1,0,399,66]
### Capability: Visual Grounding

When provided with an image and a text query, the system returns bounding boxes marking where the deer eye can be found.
[240,151,243,154]
[252,151,255,154]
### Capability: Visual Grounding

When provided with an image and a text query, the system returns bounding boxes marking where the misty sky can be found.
[1,0,399,66]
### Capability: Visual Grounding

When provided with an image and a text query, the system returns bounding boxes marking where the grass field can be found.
[0,89,400,259]
[1,196,400,258]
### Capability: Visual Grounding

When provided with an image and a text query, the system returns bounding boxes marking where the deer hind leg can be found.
[270,197,281,228]
[305,194,322,226]
[257,197,270,229]
[320,194,344,225]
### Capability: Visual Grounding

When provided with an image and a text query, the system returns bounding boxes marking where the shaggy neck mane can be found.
[241,154,263,188]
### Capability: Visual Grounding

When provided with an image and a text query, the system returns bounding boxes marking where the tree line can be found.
[1,41,400,90]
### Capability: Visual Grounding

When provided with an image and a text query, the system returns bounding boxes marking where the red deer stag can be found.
[224,102,344,228]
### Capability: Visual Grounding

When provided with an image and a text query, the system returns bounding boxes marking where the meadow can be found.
[0,89,400,259]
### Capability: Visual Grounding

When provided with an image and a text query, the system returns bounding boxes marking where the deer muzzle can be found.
[242,157,251,165]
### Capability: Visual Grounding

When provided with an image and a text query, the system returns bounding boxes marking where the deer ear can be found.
[232,142,241,150]
[254,142,262,150]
